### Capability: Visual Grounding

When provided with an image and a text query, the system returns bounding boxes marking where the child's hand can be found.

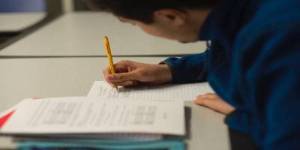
[194,93,235,115]
[103,60,172,87]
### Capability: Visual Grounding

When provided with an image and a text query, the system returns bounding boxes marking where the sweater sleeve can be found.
[163,52,208,83]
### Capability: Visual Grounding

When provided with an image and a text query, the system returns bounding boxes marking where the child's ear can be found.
[153,9,187,27]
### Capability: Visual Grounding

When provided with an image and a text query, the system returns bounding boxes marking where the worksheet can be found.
[1,97,184,136]
[88,81,213,101]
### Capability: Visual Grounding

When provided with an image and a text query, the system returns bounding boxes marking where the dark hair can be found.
[85,0,219,23]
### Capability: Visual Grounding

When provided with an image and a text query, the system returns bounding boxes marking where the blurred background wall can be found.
[0,0,46,12]
[0,0,96,13]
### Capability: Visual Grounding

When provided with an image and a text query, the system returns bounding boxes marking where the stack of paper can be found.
[0,97,184,137]
[0,81,213,149]
[0,96,186,149]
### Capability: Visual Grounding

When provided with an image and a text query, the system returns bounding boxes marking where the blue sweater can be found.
[164,0,300,149]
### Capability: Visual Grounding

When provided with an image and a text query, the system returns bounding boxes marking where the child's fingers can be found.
[194,96,216,107]
[114,81,135,87]
[103,67,112,80]
[202,93,219,99]
[194,93,235,115]
[103,69,114,85]
[108,71,141,83]
[114,60,135,72]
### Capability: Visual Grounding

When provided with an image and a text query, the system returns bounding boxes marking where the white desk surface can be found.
[0,57,229,150]
[0,12,46,32]
[0,12,206,56]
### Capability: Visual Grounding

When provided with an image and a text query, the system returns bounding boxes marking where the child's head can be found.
[87,0,220,42]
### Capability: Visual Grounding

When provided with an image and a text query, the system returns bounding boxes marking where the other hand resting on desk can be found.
[194,93,235,115]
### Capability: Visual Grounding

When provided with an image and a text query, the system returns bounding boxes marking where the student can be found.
[87,0,300,149]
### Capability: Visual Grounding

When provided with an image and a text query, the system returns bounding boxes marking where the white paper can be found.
[88,81,213,101]
[1,97,184,136]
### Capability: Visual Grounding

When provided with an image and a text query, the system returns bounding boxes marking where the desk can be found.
[0,57,229,150]
[0,12,206,57]
[0,13,46,33]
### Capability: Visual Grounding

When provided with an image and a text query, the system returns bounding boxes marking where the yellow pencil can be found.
[103,36,118,90]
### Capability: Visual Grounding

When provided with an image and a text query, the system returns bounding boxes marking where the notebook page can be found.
[88,81,213,101]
